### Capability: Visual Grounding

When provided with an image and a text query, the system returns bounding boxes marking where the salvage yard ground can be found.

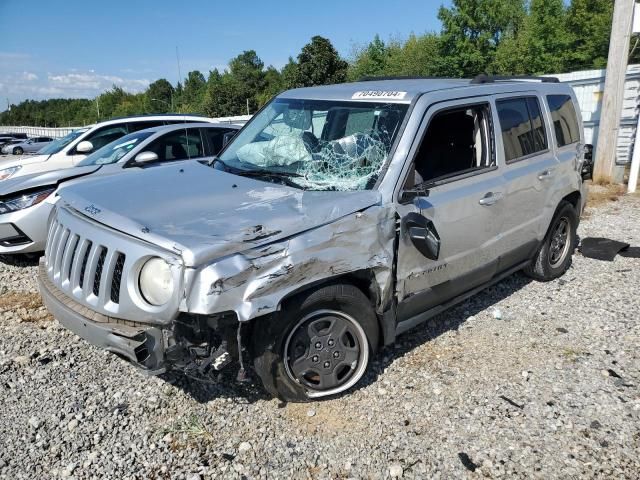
[0,190,639,479]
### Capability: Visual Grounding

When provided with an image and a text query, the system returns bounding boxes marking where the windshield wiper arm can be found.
[238,169,305,188]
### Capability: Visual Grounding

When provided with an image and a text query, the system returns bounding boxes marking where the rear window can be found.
[547,95,580,147]
[496,97,548,162]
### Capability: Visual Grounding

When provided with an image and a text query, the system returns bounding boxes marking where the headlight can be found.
[0,166,22,181]
[139,257,174,306]
[0,187,55,214]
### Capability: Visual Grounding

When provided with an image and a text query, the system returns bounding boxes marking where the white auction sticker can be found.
[351,91,408,100]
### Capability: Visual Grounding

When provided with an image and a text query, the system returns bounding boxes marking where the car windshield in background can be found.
[37,129,88,155]
[76,131,154,166]
[219,99,409,191]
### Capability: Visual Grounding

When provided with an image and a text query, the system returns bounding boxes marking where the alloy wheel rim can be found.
[549,217,571,268]
[284,309,369,398]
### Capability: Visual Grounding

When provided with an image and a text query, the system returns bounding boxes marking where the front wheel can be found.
[13,147,23,155]
[252,283,379,402]
[524,201,578,281]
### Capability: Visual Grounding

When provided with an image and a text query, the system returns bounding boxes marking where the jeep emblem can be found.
[84,204,101,215]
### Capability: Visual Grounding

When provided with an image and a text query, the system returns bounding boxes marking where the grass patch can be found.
[161,414,214,441]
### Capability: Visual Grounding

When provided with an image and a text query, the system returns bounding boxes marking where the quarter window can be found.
[547,95,580,147]
[496,97,548,162]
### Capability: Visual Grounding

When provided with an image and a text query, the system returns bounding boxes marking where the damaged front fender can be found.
[182,205,397,322]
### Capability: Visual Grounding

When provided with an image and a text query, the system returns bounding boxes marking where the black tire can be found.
[524,201,578,281]
[13,147,23,155]
[252,283,379,402]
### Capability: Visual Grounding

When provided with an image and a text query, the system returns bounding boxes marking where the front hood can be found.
[0,165,100,197]
[59,160,382,266]
[0,154,50,169]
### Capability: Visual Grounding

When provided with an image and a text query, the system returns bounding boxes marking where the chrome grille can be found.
[44,205,183,324]
[46,218,125,309]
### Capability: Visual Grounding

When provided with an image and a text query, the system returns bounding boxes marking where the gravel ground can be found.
[1,193,639,479]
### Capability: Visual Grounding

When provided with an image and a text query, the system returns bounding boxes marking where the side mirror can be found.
[582,144,594,181]
[222,131,236,148]
[76,140,94,153]
[399,185,430,204]
[134,151,159,164]
[402,212,441,260]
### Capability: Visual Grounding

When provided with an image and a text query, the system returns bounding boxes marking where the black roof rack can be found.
[471,74,560,84]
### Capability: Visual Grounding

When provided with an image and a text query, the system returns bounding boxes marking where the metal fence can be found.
[0,115,252,138]
[552,65,640,166]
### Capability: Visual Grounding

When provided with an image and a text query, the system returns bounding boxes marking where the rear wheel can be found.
[252,283,379,402]
[524,201,578,281]
[13,147,23,155]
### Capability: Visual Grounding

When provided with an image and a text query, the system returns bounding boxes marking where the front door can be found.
[395,98,506,323]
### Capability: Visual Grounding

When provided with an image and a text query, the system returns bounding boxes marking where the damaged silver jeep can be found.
[39,76,590,402]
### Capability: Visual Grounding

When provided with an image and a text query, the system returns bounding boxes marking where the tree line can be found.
[1,0,629,127]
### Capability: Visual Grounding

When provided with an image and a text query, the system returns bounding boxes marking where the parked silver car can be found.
[0,122,240,254]
[1,136,53,155]
[39,76,590,402]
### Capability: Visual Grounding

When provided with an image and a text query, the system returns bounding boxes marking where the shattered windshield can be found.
[218,99,408,191]
[76,130,154,166]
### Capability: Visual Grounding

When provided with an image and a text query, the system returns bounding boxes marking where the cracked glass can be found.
[219,99,409,191]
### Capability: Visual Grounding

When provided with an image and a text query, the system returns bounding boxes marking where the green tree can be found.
[281,57,299,90]
[258,66,284,106]
[181,71,206,113]
[437,0,526,76]
[349,35,389,80]
[228,50,266,113]
[293,36,348,87]
[494,0,569,75]
[385,34,442,76]
[146,78,175,113]
[563,0,613,71]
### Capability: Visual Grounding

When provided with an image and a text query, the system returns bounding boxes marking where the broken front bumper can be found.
[38,261,167,373]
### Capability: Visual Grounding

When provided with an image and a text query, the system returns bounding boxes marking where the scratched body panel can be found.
[183,205,396,321]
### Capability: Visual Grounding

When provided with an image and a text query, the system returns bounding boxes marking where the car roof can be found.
[278,77,573,103]
[85,114,220,129]
[134,121,243,135]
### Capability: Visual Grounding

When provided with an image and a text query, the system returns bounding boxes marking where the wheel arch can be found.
[275,269,387,348]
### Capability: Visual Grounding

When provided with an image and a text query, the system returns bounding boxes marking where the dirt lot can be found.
[0,191,639,479]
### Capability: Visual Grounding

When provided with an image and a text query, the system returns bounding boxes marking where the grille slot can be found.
[79,241,93,289]
[92,247,107,296]
[110,253,126,304]
[66,235,80,281]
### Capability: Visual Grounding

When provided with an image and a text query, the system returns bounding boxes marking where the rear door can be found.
[395,97,506,323]
[494,94,557,268]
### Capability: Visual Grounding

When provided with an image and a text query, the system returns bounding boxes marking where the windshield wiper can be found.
[238,168,305,189]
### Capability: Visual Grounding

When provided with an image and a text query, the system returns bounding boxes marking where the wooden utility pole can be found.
[593,0,635,184]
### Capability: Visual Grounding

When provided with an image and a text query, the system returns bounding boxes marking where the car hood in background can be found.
[58,160,382,266]
[0,154,51,169]
[0,165,100,197]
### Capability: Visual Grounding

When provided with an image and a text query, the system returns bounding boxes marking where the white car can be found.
[0,122,241,254]
[0,114,221,182]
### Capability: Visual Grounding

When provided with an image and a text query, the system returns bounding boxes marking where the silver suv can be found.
[39,76,591,402]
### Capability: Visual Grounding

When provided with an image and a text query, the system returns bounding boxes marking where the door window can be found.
[127,121,163,133]
[547,95,580,147]
[145,128,205,161]
[203,128,236,154]
[82,125,129,152]
[410,103,494,186]
[496,97,548,162]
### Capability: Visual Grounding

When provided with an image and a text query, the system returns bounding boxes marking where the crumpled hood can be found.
[0,165,100,197]
[58,160,382,266]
